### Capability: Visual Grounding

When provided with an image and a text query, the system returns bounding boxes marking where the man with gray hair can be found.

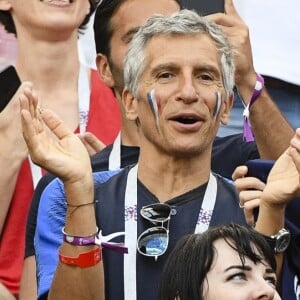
[20,9,290,300]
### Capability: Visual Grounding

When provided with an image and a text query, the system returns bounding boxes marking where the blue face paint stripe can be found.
[213,92,222,119]
[147,89,159,127]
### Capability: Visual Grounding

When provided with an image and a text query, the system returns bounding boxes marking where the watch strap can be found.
[260,228,290,254]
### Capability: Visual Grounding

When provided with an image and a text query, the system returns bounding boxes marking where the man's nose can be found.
[176,77,199,104]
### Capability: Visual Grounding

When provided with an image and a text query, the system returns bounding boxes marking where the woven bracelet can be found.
[66,200,97,208]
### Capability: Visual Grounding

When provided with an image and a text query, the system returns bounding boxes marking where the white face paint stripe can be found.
[146,89,159,127]
[213,91,222,119]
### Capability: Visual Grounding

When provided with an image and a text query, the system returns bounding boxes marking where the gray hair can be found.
[124,9,235,99]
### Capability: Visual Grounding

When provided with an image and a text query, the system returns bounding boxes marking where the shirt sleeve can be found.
[25,173,56,258]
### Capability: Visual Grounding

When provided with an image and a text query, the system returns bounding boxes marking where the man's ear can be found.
[220,93,234,125]
[122,88,138,121]
[0,0,11,10]
[96,53,115,88]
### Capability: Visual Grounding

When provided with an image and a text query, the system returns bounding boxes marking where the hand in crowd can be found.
[232,165,264,225]
[261,130,300,206]
[77,132,106,156]
[233,128,300,225]
[207,0,256,93]
[289,127,300,173]
[19,83,92,183]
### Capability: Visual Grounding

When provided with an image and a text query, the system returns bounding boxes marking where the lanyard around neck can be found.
[29,64,90,188]
[123,164,217,300]
[108,132,121,171]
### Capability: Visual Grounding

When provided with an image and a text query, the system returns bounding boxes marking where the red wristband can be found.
[59,247,102,268]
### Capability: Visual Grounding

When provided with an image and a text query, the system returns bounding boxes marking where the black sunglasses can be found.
[137,203,172,260]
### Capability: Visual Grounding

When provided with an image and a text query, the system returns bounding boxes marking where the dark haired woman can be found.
[159,223,281,300]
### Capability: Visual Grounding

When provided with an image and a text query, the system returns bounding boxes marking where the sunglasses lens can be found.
[140,204,171,222]
[137,227,168,256]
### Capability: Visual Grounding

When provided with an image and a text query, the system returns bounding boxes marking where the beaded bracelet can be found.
[243,73,265,142]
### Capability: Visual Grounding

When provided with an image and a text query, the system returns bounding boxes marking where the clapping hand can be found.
[19,83,92,184]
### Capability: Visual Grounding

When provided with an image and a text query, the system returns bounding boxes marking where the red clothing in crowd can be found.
[0,69,121,295]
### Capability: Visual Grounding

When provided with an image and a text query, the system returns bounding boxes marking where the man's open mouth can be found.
[175,116,199,124]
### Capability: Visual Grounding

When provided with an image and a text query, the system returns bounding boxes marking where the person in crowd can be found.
[233,128,300,300]
[218,0,300,136]
[0,0,121,298]
[24,0,295,283]
[21,1,181,299]
[159,223,281,300]
[19,9,298,299]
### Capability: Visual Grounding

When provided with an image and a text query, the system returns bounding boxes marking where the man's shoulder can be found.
[213,133,258,153]
[215,173,239,198]
[91,145,139,172]
[90,145,113,171]
[214,173,236,191]
[212,134,259,178]
[93,166,135,193]
[93,168,125,185]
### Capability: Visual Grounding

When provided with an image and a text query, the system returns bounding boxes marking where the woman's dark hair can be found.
[0,0,100,36]
[159,223,277,300]
[93,0,182,58]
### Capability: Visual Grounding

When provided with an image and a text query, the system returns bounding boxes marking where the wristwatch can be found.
[261,228,291,254]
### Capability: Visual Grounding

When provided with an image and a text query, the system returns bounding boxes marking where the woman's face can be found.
[203,239,279,300]
[3,0,90,35]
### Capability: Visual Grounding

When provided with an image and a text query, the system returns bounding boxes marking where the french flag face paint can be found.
[146,89,159,128]
[213,91,222,120]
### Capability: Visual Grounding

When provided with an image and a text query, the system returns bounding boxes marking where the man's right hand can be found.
[19,83,92,184]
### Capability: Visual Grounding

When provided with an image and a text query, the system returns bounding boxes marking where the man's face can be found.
[125,34,231,158]
[108,0,180,96]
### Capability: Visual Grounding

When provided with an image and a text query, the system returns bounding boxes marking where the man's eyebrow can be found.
[224,265,252,272]
[121,27,140,43]
[150,63,220,76]
[150,63,179,76]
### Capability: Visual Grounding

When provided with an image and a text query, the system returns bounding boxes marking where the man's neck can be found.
[120,119,140,147]
[137,149,212,203]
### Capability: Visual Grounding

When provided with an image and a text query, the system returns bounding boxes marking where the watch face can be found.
[275,231,291,253]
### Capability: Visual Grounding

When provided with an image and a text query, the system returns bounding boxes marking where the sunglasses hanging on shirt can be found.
[137,203,172,260]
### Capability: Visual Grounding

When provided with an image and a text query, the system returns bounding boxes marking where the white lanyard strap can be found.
[28,64,90,187]
[28,156,42,189]
[124,164,138,300]
[108,132,121,171]
[123,166,217,300]
[194,172,217,233]
[78,64,90,134]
